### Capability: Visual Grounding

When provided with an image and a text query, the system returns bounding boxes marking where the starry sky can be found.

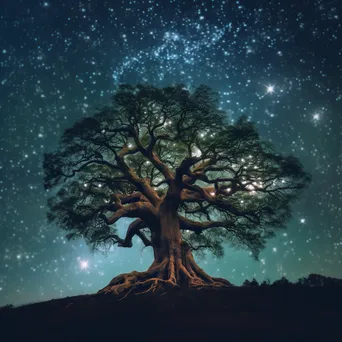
[0,0,341,307]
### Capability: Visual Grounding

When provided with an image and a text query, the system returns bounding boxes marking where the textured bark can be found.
[98,199,234,299]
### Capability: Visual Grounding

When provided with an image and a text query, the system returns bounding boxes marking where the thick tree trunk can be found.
[153,200,183,283]
[98,200,233,298]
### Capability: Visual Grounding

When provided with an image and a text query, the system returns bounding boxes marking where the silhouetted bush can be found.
[260,279,271,287]
[272,276,293,287]
[0,304,13,310]
[0,304,14,317]
[295,274,342,288]
[241,274,342,289]
[242,278,259,287]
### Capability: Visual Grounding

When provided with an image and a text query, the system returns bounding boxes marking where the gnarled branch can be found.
[180,216,234,235]
[119,218,151,247]
[101,201,158,228]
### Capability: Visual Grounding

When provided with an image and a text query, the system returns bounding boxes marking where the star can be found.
[313,113,320,121]
[80,260,89,270]
[266,85,275,94]
[300,218,306,224]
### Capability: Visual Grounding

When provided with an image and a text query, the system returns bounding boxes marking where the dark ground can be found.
[1,287,342,341]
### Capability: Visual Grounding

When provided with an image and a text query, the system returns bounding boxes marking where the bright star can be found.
[266,85,275,94]
[313,113,320,121]
[80,260,89,270]
[300,218,306,224]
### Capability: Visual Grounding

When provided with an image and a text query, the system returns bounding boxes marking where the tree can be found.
[242,278,259,287]
[43,84,311,297]
[260,279,271,288]
[272,276,292,287]
[296,274,342,287]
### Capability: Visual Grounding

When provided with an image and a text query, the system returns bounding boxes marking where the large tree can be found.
[43,84,311,296]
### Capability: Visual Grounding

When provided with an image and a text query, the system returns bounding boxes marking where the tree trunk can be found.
[153,200,183,282]
[98,199,234,299]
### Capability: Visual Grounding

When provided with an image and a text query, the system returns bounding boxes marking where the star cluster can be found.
[0,0,341,306]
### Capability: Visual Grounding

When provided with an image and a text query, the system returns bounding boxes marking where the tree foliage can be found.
[43,84,311,260]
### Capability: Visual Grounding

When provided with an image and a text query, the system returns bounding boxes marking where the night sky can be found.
[1,0,341,307]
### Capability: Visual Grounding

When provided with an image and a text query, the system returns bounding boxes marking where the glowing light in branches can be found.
[192,146,202,157]
[246,184,255,191]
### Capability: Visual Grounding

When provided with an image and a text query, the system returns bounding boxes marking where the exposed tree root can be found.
[97,252,234,300]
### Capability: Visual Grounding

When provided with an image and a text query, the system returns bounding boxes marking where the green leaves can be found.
[43,152,64,190]
[43,83,311,259]
[183,227,225,260]
[62,117,101,144]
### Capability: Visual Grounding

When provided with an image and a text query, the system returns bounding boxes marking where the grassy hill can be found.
[1,285,342,341]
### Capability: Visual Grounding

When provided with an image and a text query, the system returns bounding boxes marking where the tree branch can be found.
[179,216,234,235]
[182,182,260,224]
[136,230,152,247]
[134,128,175,181]
[119,218,151,247]
[62,160,121,179]
[100,201,158,228]
[114,149,161,207]
[112,192,148,205]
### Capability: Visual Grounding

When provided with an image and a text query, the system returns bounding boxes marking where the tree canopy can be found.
[43,84,311,261]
